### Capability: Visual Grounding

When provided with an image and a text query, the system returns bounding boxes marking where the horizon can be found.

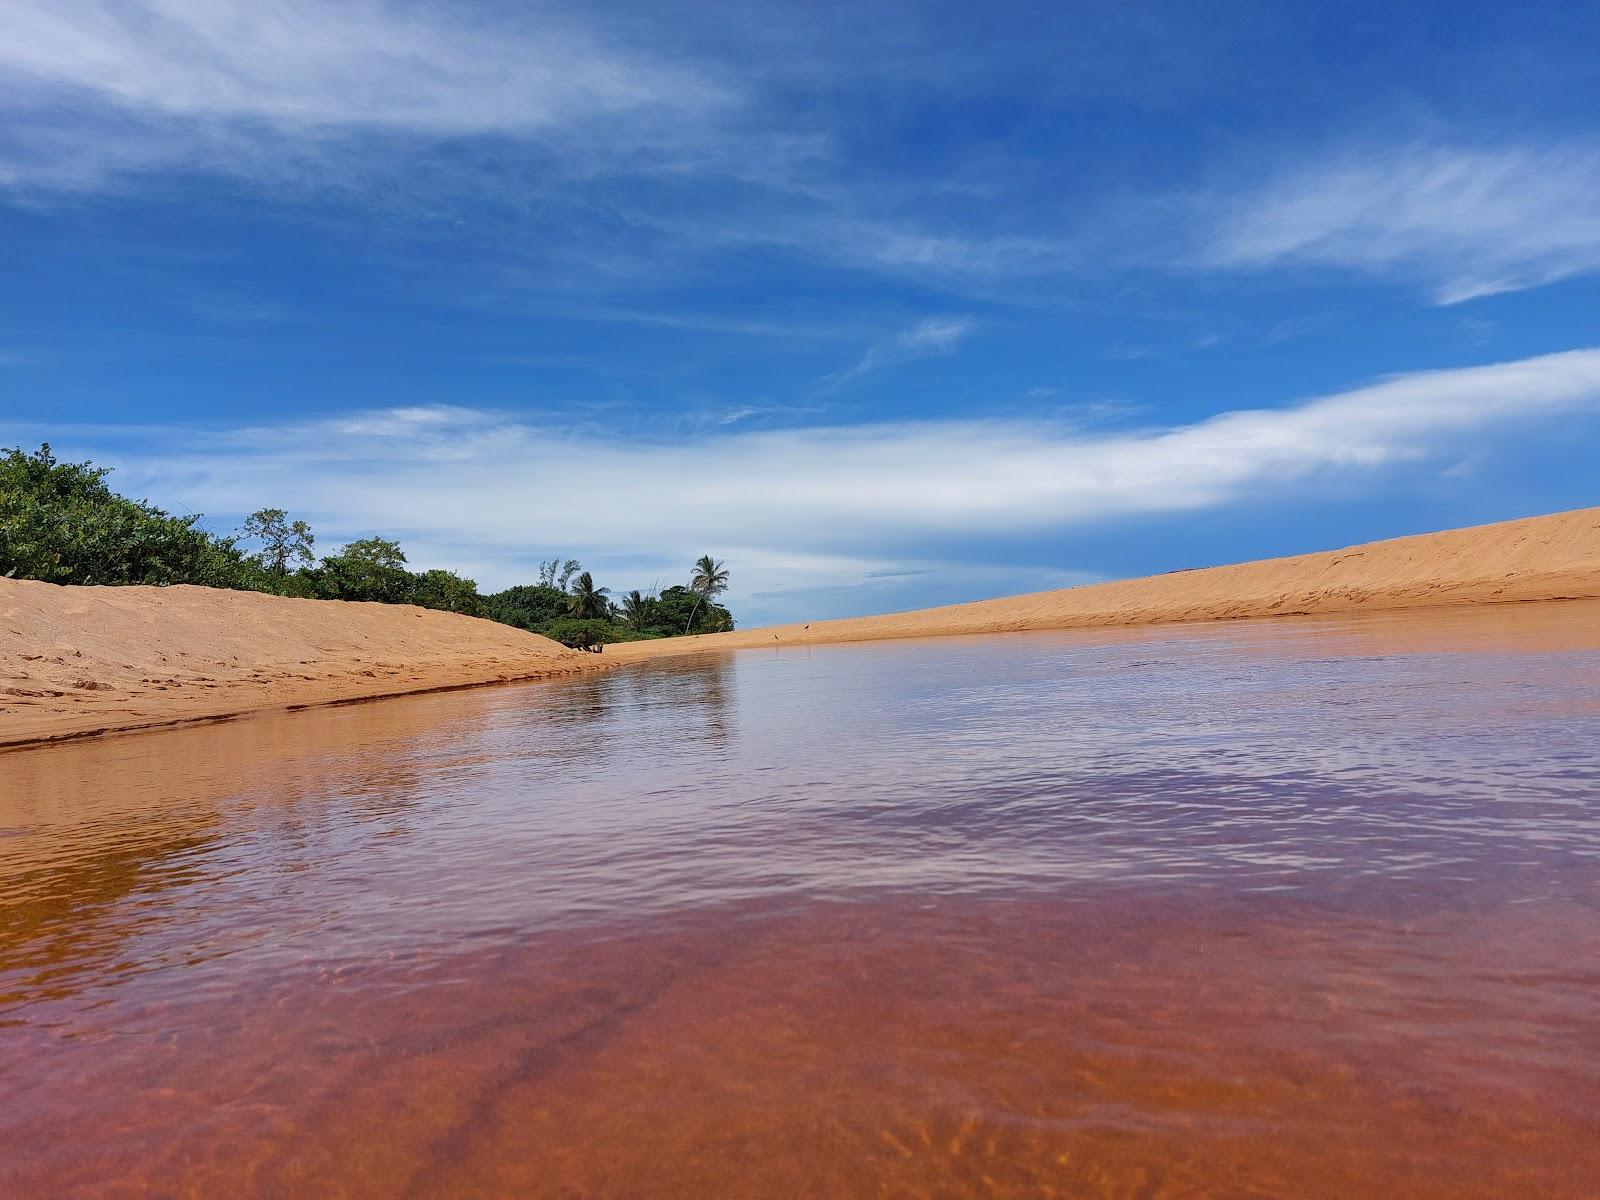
[4,2,1599,625]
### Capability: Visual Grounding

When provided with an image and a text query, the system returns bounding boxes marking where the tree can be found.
[685,554,730,633]
[535,558,580,589]
[618,589,653,632]
[239,508,315,577]
[2,445,744,637]
[651,585,733,638]
[411,568,484,617]
[568,570,610,619]
[313,537,412,603]
[484,583,571,632]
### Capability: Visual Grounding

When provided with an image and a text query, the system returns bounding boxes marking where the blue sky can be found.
[2,0,1598,624]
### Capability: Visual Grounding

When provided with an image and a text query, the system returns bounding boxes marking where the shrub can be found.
[543,618,622,651]
[410,568,485,617]
[0,444,251,587]
[484,583,571,631]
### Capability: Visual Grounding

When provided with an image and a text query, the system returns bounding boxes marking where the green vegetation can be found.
[685,554,731,633]
[1,443,734,645]
[542,618,625,651]
[567,571,610,620]
[0,444,254,588]
[482,583,573,631]
[240,507,314,577]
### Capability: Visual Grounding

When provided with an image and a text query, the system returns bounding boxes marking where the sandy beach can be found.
[0,581,601,749]
[4,506,1598,749]
[608,506,1600,663]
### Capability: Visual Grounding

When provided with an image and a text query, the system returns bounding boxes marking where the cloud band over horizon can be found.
[9,347,1597,622]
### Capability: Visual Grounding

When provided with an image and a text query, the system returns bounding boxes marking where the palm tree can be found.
[568,571,610,619]
[684,554,730,633]
[619,589,652,632]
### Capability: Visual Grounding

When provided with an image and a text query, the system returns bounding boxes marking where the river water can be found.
[3,602,1599,1198]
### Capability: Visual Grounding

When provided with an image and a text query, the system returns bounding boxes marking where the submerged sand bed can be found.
[0,581,600,749]
[609,506,1600,663]
[3,506,1598,748]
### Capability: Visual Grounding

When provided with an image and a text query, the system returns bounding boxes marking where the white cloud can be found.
[1199,144,1600,303]
[9,6,1598,315]
[0,0,721,132]
[11,347,1599,621]
[0,0,736,195]
[0,2,1094,294]
[825,315,978,386]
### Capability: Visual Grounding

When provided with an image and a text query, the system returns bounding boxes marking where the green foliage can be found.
[0,443,251,587]
[1,445,732,641]
[310,537,413,603]
[567,570,610,619]
[484,584,571,631]
[240,507,315,576]
[652,585,734,636]
[411,568,485,617]
[690,554,730,599]
[685,553,731,633]
[543,618,623,651]
[618,589,653,632]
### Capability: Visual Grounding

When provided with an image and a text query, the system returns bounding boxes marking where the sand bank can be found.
[0,581,600,749]
[607,507,1600,663]
[5,507,1597,748]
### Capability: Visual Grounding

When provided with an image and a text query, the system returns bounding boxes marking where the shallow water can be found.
[3,602,1599,1198]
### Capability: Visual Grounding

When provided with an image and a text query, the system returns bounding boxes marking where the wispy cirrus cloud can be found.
[7,3,1600,316]
[0,0,723,132]
[1198,144,1600,303]
[0,0,736,195]
[824,316,979,387]
[9,346,1598,620]
[0,0,1164,301]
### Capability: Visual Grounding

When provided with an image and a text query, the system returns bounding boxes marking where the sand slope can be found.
[0,581,600,749]
[607,507,1600,663]
[5,507,1597,748]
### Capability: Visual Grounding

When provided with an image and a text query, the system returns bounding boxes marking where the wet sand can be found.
[609,505,1600,662]
[0,579,601,749]
[4,603,1598,1198]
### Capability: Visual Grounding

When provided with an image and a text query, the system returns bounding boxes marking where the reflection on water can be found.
[2,602,1599,1198]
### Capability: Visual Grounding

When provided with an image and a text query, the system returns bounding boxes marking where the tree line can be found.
[0,444,734,648]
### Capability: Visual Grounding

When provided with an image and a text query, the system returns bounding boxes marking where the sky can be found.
[2,0,1598,625]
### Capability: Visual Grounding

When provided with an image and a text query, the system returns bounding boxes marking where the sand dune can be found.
[4,507,1597,749]
[0,581,600,749]
[607,507,1600,663]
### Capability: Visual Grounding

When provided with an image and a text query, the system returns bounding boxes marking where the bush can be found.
[411,568,485,617]
[0,444,251,587]
[307,537,413,603]
[484,583,571,631]
[543,618,623,651]
[649,585,734,636]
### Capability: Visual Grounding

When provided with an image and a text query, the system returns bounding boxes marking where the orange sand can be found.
[608,506,1600,663]
[4,507,1598,748]
[0,581,599,749]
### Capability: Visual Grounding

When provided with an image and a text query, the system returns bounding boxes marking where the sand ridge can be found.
[0,581,602,749]
[606,506,1600,663]
[3,506,1598,749]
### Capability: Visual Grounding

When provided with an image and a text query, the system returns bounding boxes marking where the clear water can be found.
[3,602,1598,1197]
